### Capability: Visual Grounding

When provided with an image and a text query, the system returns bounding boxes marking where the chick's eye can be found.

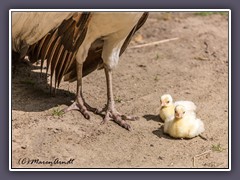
[167,101,170,103]
[183,111,185,114]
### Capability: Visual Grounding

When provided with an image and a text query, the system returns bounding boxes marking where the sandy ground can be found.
[11,12,229,169]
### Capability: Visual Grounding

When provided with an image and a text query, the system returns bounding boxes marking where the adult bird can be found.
[12,11,149,130]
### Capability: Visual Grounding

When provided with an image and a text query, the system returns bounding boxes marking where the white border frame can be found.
[9,9,231,171]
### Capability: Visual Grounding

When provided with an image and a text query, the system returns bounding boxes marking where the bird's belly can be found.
[169,120,190,138]
[76,12,144,68]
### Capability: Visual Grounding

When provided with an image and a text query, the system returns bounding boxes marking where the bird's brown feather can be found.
[63,12,149,82]
[28,12,92,92]
[27,12,148,92]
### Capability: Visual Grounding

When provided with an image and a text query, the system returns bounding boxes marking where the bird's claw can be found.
[121,114,139,121]
[63,101,90,119]
[100,110,134,131]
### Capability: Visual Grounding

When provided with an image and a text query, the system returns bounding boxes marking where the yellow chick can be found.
[159,94,196,122]
[164,105,205,139]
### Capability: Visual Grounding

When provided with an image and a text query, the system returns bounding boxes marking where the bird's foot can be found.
[100,108,139,131]
[63,99,99,120]
[63,101,90,119]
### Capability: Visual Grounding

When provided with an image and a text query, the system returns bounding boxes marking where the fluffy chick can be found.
[159,94,196,122]
[164,105,205,139]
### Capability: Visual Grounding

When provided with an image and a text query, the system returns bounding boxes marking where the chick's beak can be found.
[175,112,182,119]
[161,101,166,107]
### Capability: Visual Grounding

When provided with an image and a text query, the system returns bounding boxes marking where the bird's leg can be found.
[101,66,137,131]
[63,62,91,119]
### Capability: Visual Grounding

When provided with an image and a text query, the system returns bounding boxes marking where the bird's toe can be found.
[112,113,132,131]
[100,111,111,125]
[64,101,91,120]
[100,110,133,131]
[121,114,139,121]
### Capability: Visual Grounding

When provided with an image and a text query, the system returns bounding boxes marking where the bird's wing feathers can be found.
[188,118,205,137]
[63,12,149,82]
[119,12,149,56]
[28,12,92,91]
[28,12,148,90]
